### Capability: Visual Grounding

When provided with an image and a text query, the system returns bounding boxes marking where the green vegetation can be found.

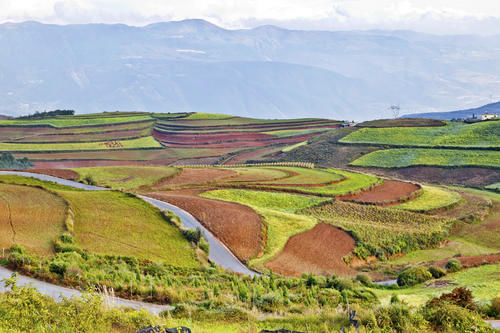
[259,167,344,185]
[397,266,432,286]
[72,166,178,191]
[15,109,75,120]
[281,141,308,152]
[340,121,500,148]
[393,185,462,212]
[303,201,454,259]
[357,118,446,128]
[486,182,500,192]
[0,152,32,169]
[184,112,233,120]
[0,115,153,128]
[351,148,500,168]
[263,128,329,138]
[201,190,329,269]
[0,136,162,152]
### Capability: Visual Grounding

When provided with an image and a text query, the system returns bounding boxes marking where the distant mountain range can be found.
[2,20,500,120]
[402,101,500,120]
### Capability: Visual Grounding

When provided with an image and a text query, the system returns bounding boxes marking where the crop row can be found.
[350,148,500,168]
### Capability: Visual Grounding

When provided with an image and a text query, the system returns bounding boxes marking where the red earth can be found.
[264,223,357,277]
[339,180,421,205]
[147,189,263,262]
[149,168,237,188]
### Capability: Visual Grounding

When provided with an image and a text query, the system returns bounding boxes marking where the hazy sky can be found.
[1,0,500,34]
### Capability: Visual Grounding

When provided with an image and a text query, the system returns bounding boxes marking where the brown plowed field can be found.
[432,253,500,268]
[25,168,79,180]
[339,180,420,205]
[147,190,262,262]
[156,134,317,148]
[264,223,356,277]
[151,168,237,188]
[153,131,274,144]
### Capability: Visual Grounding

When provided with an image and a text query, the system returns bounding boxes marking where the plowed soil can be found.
[151,168,237,188]
[264,223,356,277]
[155,131,274,144]
[147,189,262,262]
[26,168,79,180]
[32,158,177,169]
[340,180,420,205]
[432,253,500,268]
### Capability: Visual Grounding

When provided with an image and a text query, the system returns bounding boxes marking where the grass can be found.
[357,118,446,128]
[59,190,198,266]
[374,264,500,306]
[223,167,290,182]
[0,175,198,267]
[0,136,162,152]
[341,121,500,148]
[71,166,179,191]
[0,183,66,255]
[486,183,500,192]
[259,167,344,185]
[303,200,453,257]
[282,141,308,153]
[393,185,462,212]
[263,128,330,138]
[0,115,153,128]
[201,189,329,269]
[278,169,379,196]
[350,148,500,168]
[184,113,234,120]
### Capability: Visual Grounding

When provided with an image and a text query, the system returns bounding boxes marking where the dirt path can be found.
[264,223,356,277]
[432,253,500,268]
[339,180,420,205]
[147,189,263,262]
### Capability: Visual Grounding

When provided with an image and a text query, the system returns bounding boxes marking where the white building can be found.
[481,112,499,120]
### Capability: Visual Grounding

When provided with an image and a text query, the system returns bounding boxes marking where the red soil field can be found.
[11,127,151,143]
[150,168,237,188]
[147,190,263,262]
[153,131,274,144]
[264,223,356,277]
[432,254,500,268]
[27,168,79,180]
[339,180,420,205]
[156,133,317,148]
[157,119,338,130]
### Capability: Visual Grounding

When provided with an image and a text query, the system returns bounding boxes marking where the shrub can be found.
[428,266,446,279]
[60,233,74,244]
[49,261,68,276]
[9,244,24,255]
[445,259,462,273]
[355,274,372,286]
[183,228,202,245]
[256,292,284,312]
[375,304,414,332]
[423,302,493,332]
[491,297,500,317]
[429,287,476,310]
[83,175,96,185]
[397,266,432,287]
[198,237,210,255]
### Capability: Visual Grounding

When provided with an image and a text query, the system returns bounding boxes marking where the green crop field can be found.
[184,112,234,120]
[201,189,329,269]
[0,183,66,255]
[72,166,179,191]
[0,175,198,267]
[0,136,161,152]
[303,200,453,258]
[262,128,330,138]
[259,167,344,185]
[0,115,153,128]
[486,183,500,191]
[340,121,500,148]
[350,148,500,168]
[393,185,462,212]
[275,169,379,196]
[282,141,308,152]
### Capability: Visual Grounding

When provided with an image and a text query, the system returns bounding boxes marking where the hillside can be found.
[3,21,500,119]
[0,111,339,168]
[402,101,500,120]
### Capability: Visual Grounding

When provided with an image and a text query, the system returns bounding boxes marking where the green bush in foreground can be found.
[428,266,447,279]
[397,266,432,287]
[446,259,462,273]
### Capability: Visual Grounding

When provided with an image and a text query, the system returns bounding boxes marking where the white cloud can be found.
[1,0,500,34]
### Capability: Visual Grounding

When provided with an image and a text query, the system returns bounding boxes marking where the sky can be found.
[1,0,500,34]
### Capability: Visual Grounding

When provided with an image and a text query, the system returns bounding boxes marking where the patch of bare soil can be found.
[33,159,177,168]
[264,223,357,277]
[146,190,263,262]
[439,191,492,221]
[24,168,79,180]
[426,280,457,288]
[151,168,237,188]
[433,254,500,268]
[339,180,420,205]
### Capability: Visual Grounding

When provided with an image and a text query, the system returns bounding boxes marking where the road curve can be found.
[0,171,256,308]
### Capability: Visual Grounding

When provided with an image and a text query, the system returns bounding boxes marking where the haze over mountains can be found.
[2,19,500,120]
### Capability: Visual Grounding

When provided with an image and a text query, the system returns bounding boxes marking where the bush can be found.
[429,287,476,310]
[49,261,68,276]
[60,233,74,244]
[492,297,500,317]
[83,175,96,186]
[9,244,25,255]
[445,259,462,273]
[423,302,493,332]
[183,228,202,245]
[428,266,446,279]
[355,274,372,285]
[397,266,432,287]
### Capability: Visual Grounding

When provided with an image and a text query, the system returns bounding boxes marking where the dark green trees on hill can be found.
[0,153,32,169]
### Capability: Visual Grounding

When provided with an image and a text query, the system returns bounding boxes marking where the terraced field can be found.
[340,121,500,148]
[351,148,500,168]
[393,185,462,212]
